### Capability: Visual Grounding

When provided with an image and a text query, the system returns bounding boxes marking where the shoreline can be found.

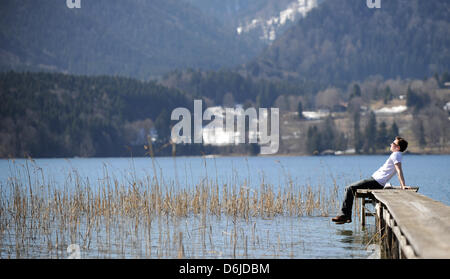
[1,151,449,160]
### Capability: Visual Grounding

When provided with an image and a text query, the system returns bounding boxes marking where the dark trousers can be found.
[339,177,383,217]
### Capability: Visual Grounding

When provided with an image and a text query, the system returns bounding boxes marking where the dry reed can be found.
[0,158,342,259]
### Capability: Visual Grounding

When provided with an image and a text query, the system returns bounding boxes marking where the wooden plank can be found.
[392,225,417,259]
[356,186,419,197]
[361,197,366,227]
[383,186,420,190]
[371,191,450,259]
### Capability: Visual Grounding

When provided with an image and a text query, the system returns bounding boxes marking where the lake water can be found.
[1,155,449,259]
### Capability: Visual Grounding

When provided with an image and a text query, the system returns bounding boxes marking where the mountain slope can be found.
[235,0,320,43]
[0,0,253,79]
[0,71,191,157]
[186,0,322,45]
[245,0,450,84]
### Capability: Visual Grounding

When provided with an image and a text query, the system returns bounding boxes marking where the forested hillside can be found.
[0,0,253,79]
[245,0,450,84]
[1,1,449,158]
[161,69,318,108]
[0,70,320,158]
[2,70,449,158]
[185,0,320,46]
[0,72,190,157]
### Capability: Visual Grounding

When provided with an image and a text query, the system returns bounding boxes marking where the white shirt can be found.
[372,152,402,186]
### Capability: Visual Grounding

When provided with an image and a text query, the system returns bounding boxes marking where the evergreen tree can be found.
[441,72,450,86]
[363,111,377,153]
[256,91,269,108]
[350,84,362,100]
[406,87,430,111]
[376,121,389,150]
[406,86,420,109]
[416,119,426,148]
[353,111,362,153]
[389,122,399,140]
[383,86,393,104]
[306,126,320,154]
[322,116,336,151]
[334,133,348,152]
[297,101,304,120]
[250,143,261,156]
[433,73,442,88]
[155,109,171,143]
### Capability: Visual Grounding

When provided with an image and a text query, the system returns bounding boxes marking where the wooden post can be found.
[354,187,450,259]
[375,202,382,236]
[383,208,393,258]
[361,197,366,228]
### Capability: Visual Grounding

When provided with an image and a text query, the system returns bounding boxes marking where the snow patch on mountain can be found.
[237,0,319,42]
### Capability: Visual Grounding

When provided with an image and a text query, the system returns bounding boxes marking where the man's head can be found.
[390,136,408,152]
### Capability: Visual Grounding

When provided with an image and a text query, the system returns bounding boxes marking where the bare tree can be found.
[315,87,341,110]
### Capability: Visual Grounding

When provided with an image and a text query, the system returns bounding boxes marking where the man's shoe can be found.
[331,215,352,224]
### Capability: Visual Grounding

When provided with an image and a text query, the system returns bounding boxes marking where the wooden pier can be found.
[356,187,450,259]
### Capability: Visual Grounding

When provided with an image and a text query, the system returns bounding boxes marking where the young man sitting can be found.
[332,136,408,224]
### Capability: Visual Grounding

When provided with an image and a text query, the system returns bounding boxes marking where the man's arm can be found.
[394,162,407,189]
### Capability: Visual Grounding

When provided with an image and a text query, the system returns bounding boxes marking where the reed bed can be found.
[0,158,344,259]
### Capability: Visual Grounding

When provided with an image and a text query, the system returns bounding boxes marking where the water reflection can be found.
[337,229,354,244]
[1,155,448,259]
[334,222,380,259]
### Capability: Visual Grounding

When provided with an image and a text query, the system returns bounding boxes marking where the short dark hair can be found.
[396,136,408,152]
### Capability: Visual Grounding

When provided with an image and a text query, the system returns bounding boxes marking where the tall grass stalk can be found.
[1,158,342,259]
